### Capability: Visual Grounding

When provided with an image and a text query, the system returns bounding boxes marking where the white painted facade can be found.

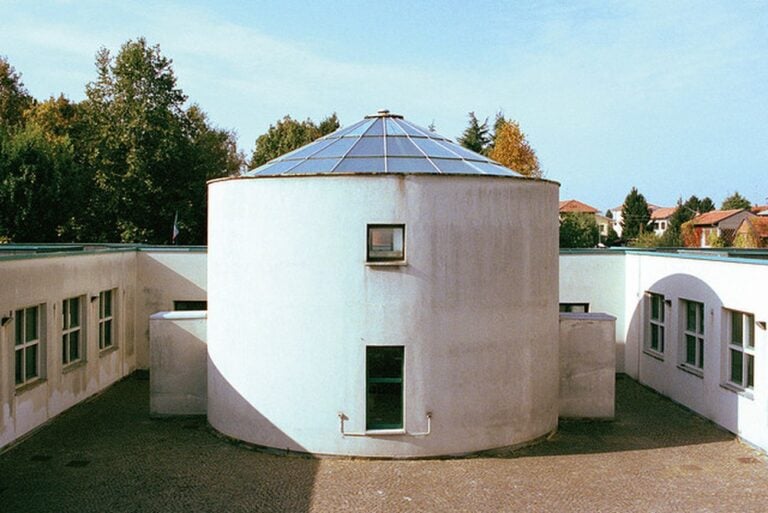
[559,249,768,452]
[207,174,561,458]
[0,247,206,450]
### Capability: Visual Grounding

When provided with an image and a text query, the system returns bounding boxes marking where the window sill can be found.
[677,364,703,379]
[99,345,119,357]
[365,261,407,267]
[63,360,87,374]
[720,382,754,400]
[364,428,406,436]
[15,378,47,396]
[643,349,664,362]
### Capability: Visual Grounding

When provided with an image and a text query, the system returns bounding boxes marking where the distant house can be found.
[735,216,768,248]
[687,209,755,247]
[559,199,611,238]
[751,205,768,216]
[610,202,660,237]
[650,207,676,236]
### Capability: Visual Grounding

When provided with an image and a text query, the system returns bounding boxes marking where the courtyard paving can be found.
[1,373,767,512]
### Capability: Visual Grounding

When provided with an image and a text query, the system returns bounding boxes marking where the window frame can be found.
[366,224,406,264]
[646,292,666,356]
[62,296,84,366]
[15,305,43,387]
[681,299,705,371]
[98,289,115,351]
[724,309,755,391]
[365,346,405,431]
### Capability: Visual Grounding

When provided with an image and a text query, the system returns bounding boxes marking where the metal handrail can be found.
[338,411,432,437]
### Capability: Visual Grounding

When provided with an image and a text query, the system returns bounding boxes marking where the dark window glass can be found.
[366,346,404,430]
[731,349,743,385]
[173,301,207,311]
[15,349,23,384]
[686,335,696,365]
[15,309,23,346]
[26,344,38,379]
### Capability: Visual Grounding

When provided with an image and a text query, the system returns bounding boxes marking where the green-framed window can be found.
[99,289,115,350]
[648,293,665,353]
[62,296,83,365]
[683,300,704,369]
[366,346,404,430]
[726,309,754,389]
[15,305,42,386]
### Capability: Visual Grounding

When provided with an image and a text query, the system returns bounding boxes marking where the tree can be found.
[81,37,237,243]
[620,187,652,240]
[630,231,663,248]
[721,191,752,210]
[249,114,339,169]
[0,57,34,128]
[488,118,542,177]
[0,123,80,241]
[457,112,490,154]
[605,209,613,219]
[559,213,599,248]
[661,195,715,246]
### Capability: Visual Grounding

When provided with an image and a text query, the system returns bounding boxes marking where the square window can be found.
[366,346,404,430]
[367,224,405,263]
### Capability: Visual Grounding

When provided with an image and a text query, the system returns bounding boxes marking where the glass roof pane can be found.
[333,119,372,138]
[276,138,335,160]
[364,118,384,136]
[347,136,385,157]
[247,159,300,176]
[385,118,407,136]
[386,157,439,173]
[386,137,422,157]
[439,142,485,161]
[340,119,375,138]
[394,119,429,137]
[287,158,338,174]
[312,137,357,158]
[412,138,460,158]
[429,158,481,174]
[333,157,385,173]
[470,161,520,176]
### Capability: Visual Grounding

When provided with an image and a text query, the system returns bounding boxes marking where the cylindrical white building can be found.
[207,111,560,458]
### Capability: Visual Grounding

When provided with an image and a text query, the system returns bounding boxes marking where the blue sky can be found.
[1,0,766,210]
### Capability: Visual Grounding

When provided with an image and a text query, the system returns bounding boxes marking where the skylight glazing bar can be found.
[391,119,442,174]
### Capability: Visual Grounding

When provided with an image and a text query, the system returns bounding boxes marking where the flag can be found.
[172,211,179,244]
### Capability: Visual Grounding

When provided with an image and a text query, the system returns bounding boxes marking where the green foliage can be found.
[0,57,35,128]
[458,112,490,153]
[706,230,726,247]
[249,113,339,169]
[620,187,652,240]
[0,123,82,241]
[604,225,621,246]
[721,191,752,210]
[661,195,715,246]
[630,231,663,248]
[605,209,613,219]
[559,213,599,248]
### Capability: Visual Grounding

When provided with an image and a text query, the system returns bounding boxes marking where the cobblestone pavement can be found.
[1,374,767,513]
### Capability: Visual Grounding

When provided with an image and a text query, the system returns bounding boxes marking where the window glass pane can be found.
[395,120,429,137]
[386,157,436,173]
[367,347,404,379]
[104,320,112,347]
[731,349,743,384]
[686,335,696,365]
[686,302,696,331]
[412,138,459,158]
[70,298,79,328]
[346,137,385,157]
[651,325,659,350]
[250,159,300,176]
[312,138,356,158]
[698,339,704,367]
[368,226,404,261]
[276,138,335,160]
[63,300,70,329]
[103,290,112,317]
[26,306,37,341]
[386,137,422,157]
[698,304,704,333]
[746,314,754,348]
[385,118,407,136]
[286,158,337,174]
[469,161,517,176]
[430,158,482,174]
[731,312,743,346]
[333,119,371,138]
[651,296,660,319]
[26,344,37,379]
[62,335,68,362]
[15,309,23,346]
[334,157,385,173]
[173,300,207,311]
[366,382,403,429]
[747,354,754,388]
[15,349,23,384]
[659,326,665,352]
[70,331,79,361]
[363,118,384,136]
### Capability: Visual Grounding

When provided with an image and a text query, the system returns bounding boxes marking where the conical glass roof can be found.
[245,110,523,177]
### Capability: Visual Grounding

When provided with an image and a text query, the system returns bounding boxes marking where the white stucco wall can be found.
[0,250,138,449]
[559,313,616,419]
[208,174,560,458]
[149,311,207,416]
[559,251,626,371]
